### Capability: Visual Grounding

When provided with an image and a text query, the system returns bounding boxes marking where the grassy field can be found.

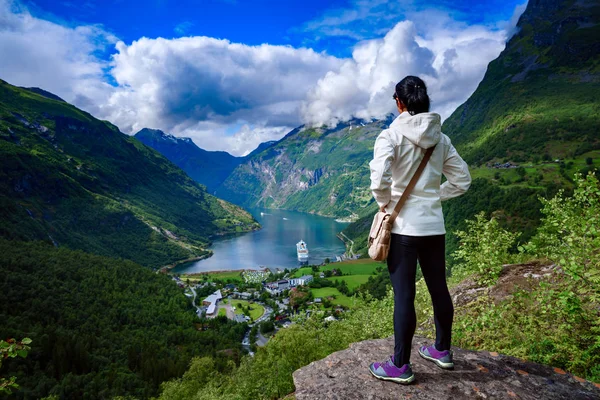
[469,150,600,189]
[310,287,360,307]
[291,258,383,278]
[182,270,244,283]
[231,299,264,321]
[325,274,372,290]
[218,307,227,317]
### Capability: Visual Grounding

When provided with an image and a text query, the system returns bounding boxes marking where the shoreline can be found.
[182,267,271,276]
[160,252,213,273]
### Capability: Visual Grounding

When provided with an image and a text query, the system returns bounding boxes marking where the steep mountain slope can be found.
[134,128,242,193]
[0,79,258,267]
[216,116,394,219]
[443,0,600,164]
[0,240,247,399]
[343,0,600,257]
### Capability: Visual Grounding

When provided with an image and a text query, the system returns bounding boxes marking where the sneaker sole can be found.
[368,365,415,384]
[418,350,454,369]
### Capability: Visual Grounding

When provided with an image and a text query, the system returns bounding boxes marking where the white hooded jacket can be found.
[369,111,471,236]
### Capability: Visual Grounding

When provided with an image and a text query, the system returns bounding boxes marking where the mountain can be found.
[343,0,600,258]
[245,139,277,159]
[134,128,242,193]
[216,116,395,219]
[443,0,600,164]
[0,79,259,267]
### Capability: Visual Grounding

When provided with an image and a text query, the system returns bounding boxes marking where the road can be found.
[187,289,274,353]
[190,286,202,316]
[339,231,355,257]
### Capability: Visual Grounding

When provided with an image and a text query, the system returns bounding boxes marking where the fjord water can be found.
[174,209,348,273]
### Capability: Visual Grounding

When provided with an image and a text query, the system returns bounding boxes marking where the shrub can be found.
[452,212,520,285]
[523,172,600,301]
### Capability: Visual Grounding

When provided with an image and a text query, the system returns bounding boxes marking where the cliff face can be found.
[216,116,395,219]
[292,335,600,399]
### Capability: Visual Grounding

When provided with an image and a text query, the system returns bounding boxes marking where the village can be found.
[171,262,367,353]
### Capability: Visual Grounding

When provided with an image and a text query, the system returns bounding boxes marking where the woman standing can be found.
[367,76,471,384]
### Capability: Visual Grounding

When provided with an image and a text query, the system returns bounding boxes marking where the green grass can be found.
[325,274,372,290]
[206,271,244,281]
[183,270,244,282]
[291,259,383,278]
[310,287,359,307]
[218,307,227,317]
[232,299,264,321]
[323,259,382,275]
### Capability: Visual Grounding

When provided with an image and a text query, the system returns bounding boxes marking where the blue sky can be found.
[2,0,527,155]
[24,0,523,56]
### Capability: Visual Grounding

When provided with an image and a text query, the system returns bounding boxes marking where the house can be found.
[202,290,223,316]
[314,297,322,303]
[296,275,313,286]
[288,278,299,287]
[319,272,325,278]
[277,279,290,290]
[324,315,337,322]
[265,279,290,294]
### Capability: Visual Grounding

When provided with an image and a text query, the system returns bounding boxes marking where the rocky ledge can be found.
[292,335,600,400]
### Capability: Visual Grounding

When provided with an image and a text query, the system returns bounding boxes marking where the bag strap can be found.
[389,145,436,224]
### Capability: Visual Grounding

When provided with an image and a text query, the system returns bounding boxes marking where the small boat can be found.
[283,217,289,220]
[297,240,309,263]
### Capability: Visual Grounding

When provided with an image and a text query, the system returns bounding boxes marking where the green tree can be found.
[452,212,520,285]
[0,338,31,394]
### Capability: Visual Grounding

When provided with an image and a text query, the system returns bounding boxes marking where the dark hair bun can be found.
[394,76,430,115]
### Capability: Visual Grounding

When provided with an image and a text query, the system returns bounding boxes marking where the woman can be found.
[367,76,471,384]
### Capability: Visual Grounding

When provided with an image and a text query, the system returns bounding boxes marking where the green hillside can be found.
[0,240,247,399]
[0,80,259,267]
[216,117,394,220]
[443,0,600,164]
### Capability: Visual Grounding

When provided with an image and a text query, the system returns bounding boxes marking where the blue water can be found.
[173,209,348,273]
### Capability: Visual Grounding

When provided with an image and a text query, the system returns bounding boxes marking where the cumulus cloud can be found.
[0,0,115,109]
[301,9,521,126]
[0,0,526,155]
[99,36,342,136]
[177,121,290,156]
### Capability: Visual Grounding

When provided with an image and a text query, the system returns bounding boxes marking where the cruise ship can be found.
[297,240,309,263]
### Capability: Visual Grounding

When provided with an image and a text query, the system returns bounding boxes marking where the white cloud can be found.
[99,36,342,136]
[0,0,115,108]
[178,121,290,156]
[301,7,524,126]
[0,0,526,155]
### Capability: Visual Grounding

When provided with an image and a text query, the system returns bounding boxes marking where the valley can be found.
[0,0,599,398]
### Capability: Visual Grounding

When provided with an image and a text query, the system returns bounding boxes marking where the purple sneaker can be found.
[418,345,454,369]
[368,355,415,384]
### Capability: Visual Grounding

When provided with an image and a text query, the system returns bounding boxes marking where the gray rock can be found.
[292,336,600,400]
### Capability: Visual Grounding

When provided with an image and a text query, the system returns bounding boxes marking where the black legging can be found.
[387,233,453,366]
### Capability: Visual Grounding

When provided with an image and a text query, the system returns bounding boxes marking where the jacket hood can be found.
[389,112,442,149]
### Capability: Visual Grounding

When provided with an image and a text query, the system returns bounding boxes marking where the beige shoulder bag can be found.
[368,145,436,261]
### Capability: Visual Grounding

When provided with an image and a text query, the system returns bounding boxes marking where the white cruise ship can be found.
[297,240,309,263]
